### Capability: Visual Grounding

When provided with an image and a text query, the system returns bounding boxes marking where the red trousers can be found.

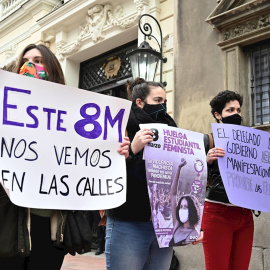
[201,201,254,270]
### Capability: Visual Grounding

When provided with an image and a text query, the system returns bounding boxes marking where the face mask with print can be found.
[221,113,242,125]
[19,61,49,80]
[143,103,167,120]
[179,209,189,223]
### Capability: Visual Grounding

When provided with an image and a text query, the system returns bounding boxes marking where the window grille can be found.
[250,41,270,126]
[79,41,137,93]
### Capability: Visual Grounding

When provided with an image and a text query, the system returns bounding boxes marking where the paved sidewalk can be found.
[61,251,106,270]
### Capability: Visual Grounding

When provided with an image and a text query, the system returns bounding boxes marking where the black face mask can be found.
[221,113,242,125]
[143,103,167,120]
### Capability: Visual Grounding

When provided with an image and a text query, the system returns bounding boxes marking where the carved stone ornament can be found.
[57,1,148,61]
[222,13,270,41]
[102,56,121,79]
[5,44,17,60]
[206,0,270,48]
[134,0,150,11]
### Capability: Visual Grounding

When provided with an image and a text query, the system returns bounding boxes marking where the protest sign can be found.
[212,123,270,212]
[142,124,207,247]
[0,69,131,210]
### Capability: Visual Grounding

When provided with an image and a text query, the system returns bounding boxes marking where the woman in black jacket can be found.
[106,78,177,270]
[0,43,66,270]
[0,44,130,270]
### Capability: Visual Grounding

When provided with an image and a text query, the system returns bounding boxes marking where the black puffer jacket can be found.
[107,105,177,221]
[204,134,230,204]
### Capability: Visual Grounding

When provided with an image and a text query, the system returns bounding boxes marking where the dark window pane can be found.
[249,41,270,125]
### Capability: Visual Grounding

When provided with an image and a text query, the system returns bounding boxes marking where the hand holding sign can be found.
[131,128,154,155]
[206,147,225,165]
[117,137,130,159]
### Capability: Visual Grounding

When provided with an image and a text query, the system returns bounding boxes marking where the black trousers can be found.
[0,213,66,270]
[26,213,66,270]
[85,210,105,251]
[0,256,26,270]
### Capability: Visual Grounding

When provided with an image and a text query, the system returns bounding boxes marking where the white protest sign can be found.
[0,69,131,210]
[212,123,270,212]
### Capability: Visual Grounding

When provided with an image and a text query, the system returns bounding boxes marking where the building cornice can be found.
[37,0,95,30]
[0,0,57,39]
[47,1,149,60]
[218,16,270,48]
[206,0,270,31]
[206,0,270,48]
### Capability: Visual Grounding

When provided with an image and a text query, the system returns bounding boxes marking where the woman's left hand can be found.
[206,147,225,165]
[117,137,130,159]
[192,231,203,245]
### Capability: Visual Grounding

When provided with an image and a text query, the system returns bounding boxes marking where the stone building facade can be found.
[174,0,270,269]
[0,0,175,114]
[1,0,270,269]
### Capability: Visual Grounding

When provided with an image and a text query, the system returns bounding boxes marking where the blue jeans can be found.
[105,217,173,270]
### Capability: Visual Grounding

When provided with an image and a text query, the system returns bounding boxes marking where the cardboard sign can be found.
[212,123,270,212]
[0,69,131,210]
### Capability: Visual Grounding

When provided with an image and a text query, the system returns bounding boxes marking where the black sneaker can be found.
[95,248,103,255]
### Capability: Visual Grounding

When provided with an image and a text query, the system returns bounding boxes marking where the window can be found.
[250,41,270,126]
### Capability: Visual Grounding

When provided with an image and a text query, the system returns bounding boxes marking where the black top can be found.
[204,134,230,204]
[107,105,177,221]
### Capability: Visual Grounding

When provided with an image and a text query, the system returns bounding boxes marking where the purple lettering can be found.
[57,110,67,131]
[3,87,31,127]
[43,108,56,130]
[103,106,125,142]
[26,106,39,128]
[74,103,102,139]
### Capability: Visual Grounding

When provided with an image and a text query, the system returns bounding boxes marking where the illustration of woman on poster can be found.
[169,158,201,246]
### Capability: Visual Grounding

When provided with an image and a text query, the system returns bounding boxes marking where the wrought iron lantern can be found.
[126,14,167,85]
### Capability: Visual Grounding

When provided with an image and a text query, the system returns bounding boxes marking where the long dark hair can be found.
[15,44,65,85]
[176,194,201,227]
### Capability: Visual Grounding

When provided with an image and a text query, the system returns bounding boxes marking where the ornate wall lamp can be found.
[126,14,167,85]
